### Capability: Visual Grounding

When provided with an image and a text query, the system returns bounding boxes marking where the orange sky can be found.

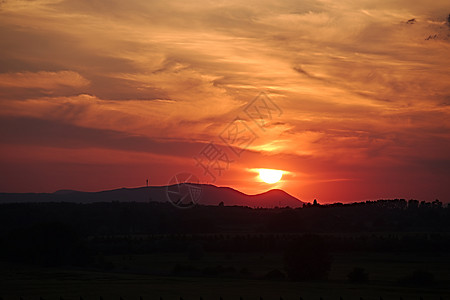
[0,0,449,203]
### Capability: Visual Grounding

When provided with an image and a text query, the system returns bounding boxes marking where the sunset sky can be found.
[1,0,449,203]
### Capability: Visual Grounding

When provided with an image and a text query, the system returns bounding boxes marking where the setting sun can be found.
[258,169,283,184]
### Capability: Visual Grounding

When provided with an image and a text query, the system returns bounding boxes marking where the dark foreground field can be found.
[0,200,449,299]
[2,251,450,299]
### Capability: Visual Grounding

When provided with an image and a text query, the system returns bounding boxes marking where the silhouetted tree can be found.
[262,269,286,280]
[432,199,442,208]
[408,199,419,209]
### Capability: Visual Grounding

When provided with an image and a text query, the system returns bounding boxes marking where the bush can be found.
[347,267,369,283]
[94,254,115,270]
[201,265,236,277]
[263,269,286,280]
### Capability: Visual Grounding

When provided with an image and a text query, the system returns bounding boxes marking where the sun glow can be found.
[258,169,283,184]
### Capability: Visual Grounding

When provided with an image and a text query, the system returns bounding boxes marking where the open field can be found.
[1,202,449,299]
[1,252,449,300]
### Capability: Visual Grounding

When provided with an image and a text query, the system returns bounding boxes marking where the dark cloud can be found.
[0,116,202,157]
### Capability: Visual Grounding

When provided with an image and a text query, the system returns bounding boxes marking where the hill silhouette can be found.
[0,185,305,208]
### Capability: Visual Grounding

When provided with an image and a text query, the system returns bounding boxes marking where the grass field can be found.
[1,252,449,300]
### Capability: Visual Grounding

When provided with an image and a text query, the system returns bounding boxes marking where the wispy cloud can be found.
[0,0,449,201]
[0,71,89,89]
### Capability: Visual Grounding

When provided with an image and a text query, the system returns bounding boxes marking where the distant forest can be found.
[0,199,448,257]
[0,198,448,236]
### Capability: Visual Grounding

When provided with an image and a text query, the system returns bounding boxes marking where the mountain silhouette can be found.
[199,185,303,207]
[0,185,304,208]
